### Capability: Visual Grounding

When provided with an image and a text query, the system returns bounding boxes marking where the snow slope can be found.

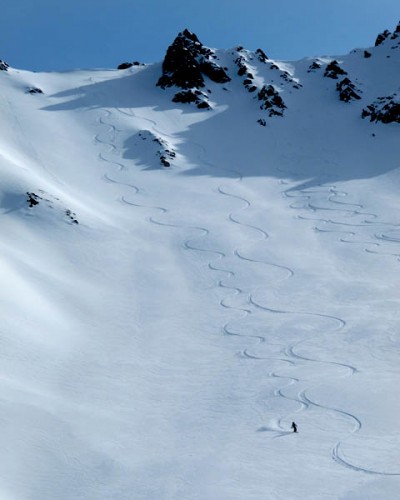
[0,25,399,499]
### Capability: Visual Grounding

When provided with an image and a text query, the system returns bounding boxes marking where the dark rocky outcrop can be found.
[362,94,400,124]
[172,89,211,109]
[65,209,79,224]
[363,50,372,58]
[280,71,302,88]
[26,87,44,95]
[0,60,9,71]
[138,130,177,167]
[26,192,40,207]
[307,61,321,73]
[374,22,400,46]
[336,78,362,102]
[158,148,176,167]
[235,55,247,77]
[157,29,230,90]
[26,190,78,224]
[324,60,347,79]
[256,48,268,63]
[234,55,258,93]
[199,60,230,84]
[172,90,198,104]
[156,29,230,109]
[257,85,286,117]
[117,61,142,70]
[375,29,391,46]
[233,48,288,116]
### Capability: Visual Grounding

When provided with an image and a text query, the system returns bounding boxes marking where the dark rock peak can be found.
[0,60,9,71]
[362,94,400,124]
[256,48,268,63]
[181,28,200,43]
[375,29,391,46]
[364,50,372,58]
[156,29,230,91]
[324,60,347,79]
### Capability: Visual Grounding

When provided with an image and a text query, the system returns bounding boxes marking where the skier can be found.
[291,421,298,433]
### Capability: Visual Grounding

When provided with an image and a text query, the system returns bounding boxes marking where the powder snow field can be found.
[0,32,399,499]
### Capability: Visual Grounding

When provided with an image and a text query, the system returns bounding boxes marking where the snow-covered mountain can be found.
[0,23,399,500]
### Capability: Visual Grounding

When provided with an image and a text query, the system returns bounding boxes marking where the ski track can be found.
[282,170,400,261]
[278,163,400,475]
[93,105,399,477]
[201,134,379,477]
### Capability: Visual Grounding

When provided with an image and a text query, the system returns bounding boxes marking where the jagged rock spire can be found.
[157,29,230,90]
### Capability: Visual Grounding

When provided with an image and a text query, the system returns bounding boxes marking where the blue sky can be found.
[2,0,399,71]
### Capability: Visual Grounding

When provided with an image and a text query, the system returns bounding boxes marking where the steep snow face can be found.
[0,24,399,500]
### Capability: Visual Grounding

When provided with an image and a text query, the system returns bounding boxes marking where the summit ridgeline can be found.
[152,23,400,125]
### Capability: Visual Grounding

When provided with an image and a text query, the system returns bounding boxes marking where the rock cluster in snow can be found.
[152,25,400,126]
[257,85,286,116]
[362,94,400,124]
[232,48,288,117]
[0,60,9,71]
[307,61,321,73]
[336,78,362,102]
[375,30,391,47]
[375,22,400,46]
[172,89,211,109]
[26,87,44,95]
[138,130,176,167]
[26,191,79,223]
[234,51,258,93]
[26,192,40,207]
[324,60,348,79]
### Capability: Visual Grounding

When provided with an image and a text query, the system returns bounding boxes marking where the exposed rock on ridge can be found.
[156,29,230,109]
[153,24,399,126]
[117,61,144,70]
